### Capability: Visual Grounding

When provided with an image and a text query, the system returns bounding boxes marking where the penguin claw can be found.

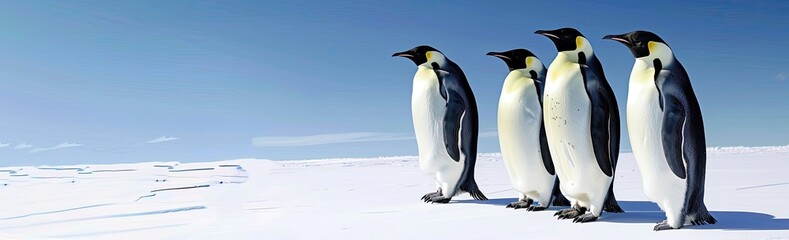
[555,208,585,219]
[506,199,533,209]
[527,206,547,212]
[572,213,598,223]
[653,222,677,231]
[421,191,441,201]
[505,203,527,209]
[425,196,451,204]
[421,190,451,204]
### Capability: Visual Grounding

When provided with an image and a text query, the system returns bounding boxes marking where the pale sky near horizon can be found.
[0,1,787,165]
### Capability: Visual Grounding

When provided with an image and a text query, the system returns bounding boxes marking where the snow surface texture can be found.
[1,146,788,239]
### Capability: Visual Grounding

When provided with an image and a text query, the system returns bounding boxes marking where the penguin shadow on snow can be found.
[453,198,566,211]
[604,201,789,231]
[454,197,517,206]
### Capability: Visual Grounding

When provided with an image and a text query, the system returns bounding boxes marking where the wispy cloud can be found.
[14,143,33,149]
[146,136,180,144]
[777,72,789,81]
[252,132,414,147]
[30,143,83,153]
[0,143,9,148]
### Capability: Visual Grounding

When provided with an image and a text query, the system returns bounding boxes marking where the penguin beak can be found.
[603,34,631,46]
[392,50,414,59]
[534,30,559,40]
[486,51,510,61]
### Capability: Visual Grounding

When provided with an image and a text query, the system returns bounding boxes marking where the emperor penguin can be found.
[534,28,624,223]
[487,49,570,210]
[393,45,487,203]
[604,31,716,231]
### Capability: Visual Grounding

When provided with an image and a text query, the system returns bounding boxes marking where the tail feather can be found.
[603,180,624,213]
[461,178,487,201]
[551,178,571,206]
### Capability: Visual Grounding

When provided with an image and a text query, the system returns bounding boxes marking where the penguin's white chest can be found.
[411,66,460,175]
[498,71,553,194]
[626,60,687,204]
[543,58,610,200]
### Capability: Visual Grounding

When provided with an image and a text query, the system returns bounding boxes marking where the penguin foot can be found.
[425,196,451,204]
[653,221,678,231]
[506,199,533,209]
[506,201,530,209]
[421,191,441,201]
[526,206,547,212]
[555,207,586,220]
[572,213,598,223]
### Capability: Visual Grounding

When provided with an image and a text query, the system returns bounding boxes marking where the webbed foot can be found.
[572,213,598,223]
[555,207,587,220]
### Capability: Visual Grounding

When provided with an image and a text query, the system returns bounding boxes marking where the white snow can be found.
[1,146,788,239]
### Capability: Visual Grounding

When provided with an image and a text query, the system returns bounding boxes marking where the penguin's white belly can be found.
[498,74,553,197]
[411,67,463,177]
[544,62,611,203]
[627,64,686,210]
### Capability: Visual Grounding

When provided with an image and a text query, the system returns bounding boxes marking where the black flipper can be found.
[433,64,464,162]
[661,95,687,179]
[538,115,556,175]
[442,90,465,162]
[578,53,618,177]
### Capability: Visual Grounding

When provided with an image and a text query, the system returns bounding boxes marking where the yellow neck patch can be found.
[425,51,433,61]
[647,41,656,55]
[576,37,584,49]
[525,57,534,69]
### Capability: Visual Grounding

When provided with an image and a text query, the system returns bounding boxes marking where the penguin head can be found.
[535,28,593,63]
[603,31,673,61]
[486,49,545,78]
[392,45,447,68]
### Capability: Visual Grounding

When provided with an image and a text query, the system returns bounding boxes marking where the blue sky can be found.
[0,1,786,165]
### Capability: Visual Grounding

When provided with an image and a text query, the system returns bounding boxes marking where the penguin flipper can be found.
[432,63,465,162]
[442,90,465,162]
[579,58,618,177]
[538,121,556,175]
[661,95,688,179]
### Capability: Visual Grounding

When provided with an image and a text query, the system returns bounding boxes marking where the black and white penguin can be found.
[487,49,570,210]
[393,46,487,203]
[604,30,716,231]
[534,28,624,223]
